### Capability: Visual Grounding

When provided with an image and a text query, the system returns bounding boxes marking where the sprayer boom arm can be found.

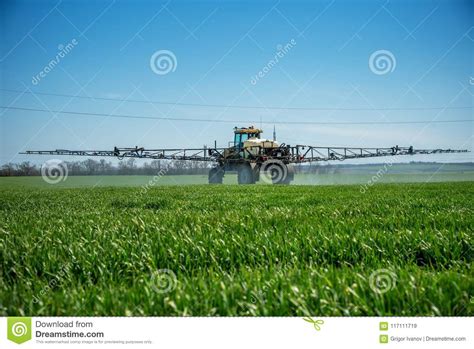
[21,145,468,163]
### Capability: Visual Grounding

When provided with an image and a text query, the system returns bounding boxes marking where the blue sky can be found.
[0,0,473,165]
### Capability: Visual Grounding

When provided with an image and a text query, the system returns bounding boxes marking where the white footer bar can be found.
[1,317,472,348]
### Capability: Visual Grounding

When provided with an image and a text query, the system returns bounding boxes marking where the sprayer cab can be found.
[233,126,262,149]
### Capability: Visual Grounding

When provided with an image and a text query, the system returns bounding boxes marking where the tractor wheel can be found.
[208,167,224,184]
[260,160,293,185]
[237,165,255,184]
[274,164,294,185]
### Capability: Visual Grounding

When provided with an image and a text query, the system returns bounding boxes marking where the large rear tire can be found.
[275,164,294,185]
[260,160,294,185]
[208,167,224,184]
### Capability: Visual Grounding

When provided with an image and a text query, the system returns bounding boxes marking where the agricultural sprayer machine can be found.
[22,126,468,184]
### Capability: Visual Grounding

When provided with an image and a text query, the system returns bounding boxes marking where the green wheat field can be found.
[0,178,473,316]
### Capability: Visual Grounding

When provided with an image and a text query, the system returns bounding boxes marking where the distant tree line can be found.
[1,160,341,176]
[0,159,212,176]
[1,160,470,177]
